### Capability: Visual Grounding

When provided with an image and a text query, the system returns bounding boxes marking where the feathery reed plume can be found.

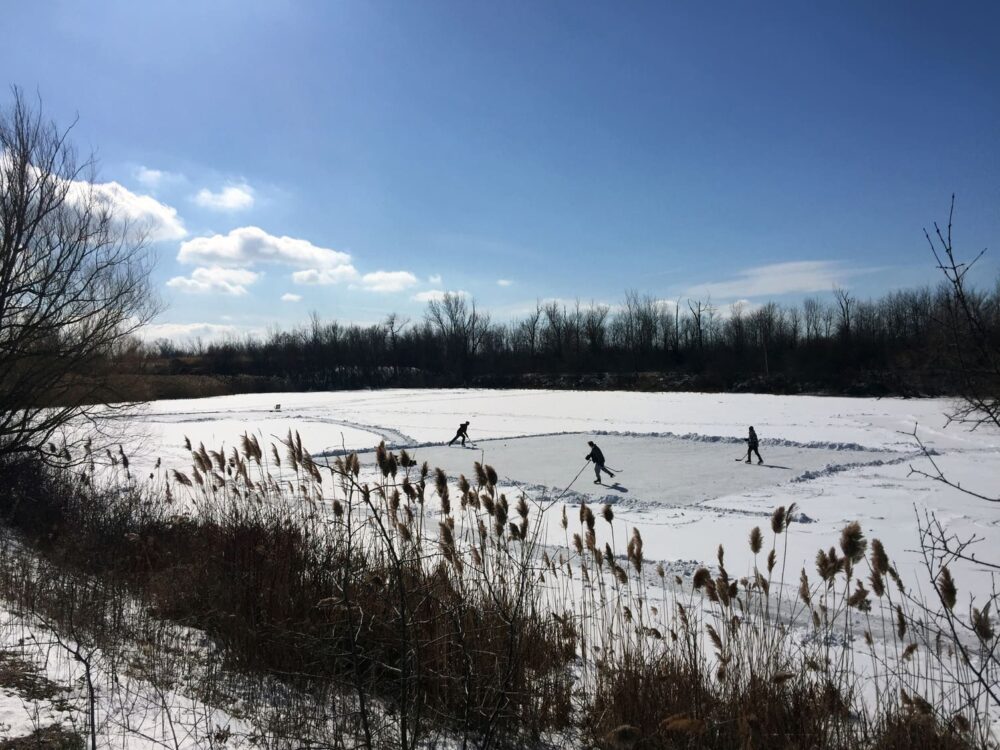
[485,464,498,486]
[376,441,389,476]
[396,521,412,543]
[896,605,907,639]
[799,568,811,605]
[581,503,595,532]
[183,435,192,450]
[771,505,787,534]
[785,502,798,528]
[495,496,508,528]
[901,643,918,661]
[767,549,776,573]
[749,526,763,554]
[936,566,957,610]
[870,570,885,598]
[332,499,343,518]
[473,461,488,487]
[612,562,628,585]
[705,624,723,652]
[693,567,711,590]
[439,521,456,562]
[270,444,281,468]
[435,468,450,515]
[972,605,994,642]
[516,495,528,519]
[172,469,192,487]
[602,503,614,523]
[871,538,890,575]
[401,476,416,501]
[561,505,568,529]
[572,533,583,555]
[839,521,867,563]
[628,528,644,573]
[656,562,665,579]
[848,581,871,611]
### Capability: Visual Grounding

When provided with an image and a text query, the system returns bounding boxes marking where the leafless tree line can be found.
[150,276,999,394]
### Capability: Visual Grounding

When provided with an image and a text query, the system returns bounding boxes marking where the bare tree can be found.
[425,293,489,375]
[903,199,1000,730]
[833,286,854,340]
[0,88,159,460]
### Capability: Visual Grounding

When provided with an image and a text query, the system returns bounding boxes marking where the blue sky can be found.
[3,1,998,340]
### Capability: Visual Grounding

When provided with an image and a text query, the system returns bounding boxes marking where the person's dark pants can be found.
[746,446,763,463]
[594,462,614,481]
[449,432,466,446]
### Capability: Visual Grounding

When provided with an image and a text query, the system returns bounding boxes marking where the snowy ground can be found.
[10,388,999,744]
[122,388,1000,602]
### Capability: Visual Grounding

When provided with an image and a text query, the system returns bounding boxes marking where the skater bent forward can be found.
[448,421,471,446]
[585,440,615,484]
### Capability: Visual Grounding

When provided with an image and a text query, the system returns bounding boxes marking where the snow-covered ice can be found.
[122,388,1000,603]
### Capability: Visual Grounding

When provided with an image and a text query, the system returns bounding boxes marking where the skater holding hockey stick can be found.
[743,425,763,465]
[448,421,471,447]
[585,440,615,484]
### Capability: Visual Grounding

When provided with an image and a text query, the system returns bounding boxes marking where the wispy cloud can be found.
[138,321,259,343]
[358,271,419,293]
[685,261,867,299]
[292,266,360,285]
[497,279,513,287]
[428,274,443,285]
[194,182,255,211]
[281,293,302,302]
[134,166,182,190]
[412,289,469,303]
[166,266,259,296]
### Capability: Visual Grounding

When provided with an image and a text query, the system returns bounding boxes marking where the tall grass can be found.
[0,434,994,749]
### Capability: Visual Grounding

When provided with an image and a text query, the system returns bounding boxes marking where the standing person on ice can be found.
[448,421,471,447]
[585,440,615,484]
[745,426,764,464]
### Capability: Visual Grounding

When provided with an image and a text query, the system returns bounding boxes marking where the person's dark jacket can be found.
[747,428,759,449]
[585,444,606,464]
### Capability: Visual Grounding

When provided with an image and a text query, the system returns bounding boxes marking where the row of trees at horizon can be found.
[144,278,1000,393]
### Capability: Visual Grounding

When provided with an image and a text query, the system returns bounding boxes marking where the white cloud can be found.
[166,266,260,296]
[497,279,513,287]
[412,289,469,303]
[0,152,186,242]
[134,166,182,189]
[292,266,360,285]
[70,180,187,241]
[358,270,418,293]
[281,293,302,302]
[194,183,255,211]
[138,322,251,343]
[177,227,418,294]
[685,261,865,299]
[178,226,353,270]
[135,167,164,188]
[428,274,443,285]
